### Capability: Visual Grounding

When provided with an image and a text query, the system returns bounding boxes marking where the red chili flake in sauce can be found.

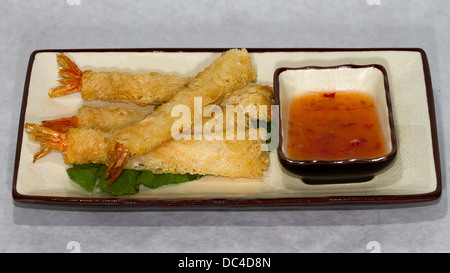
[323,92,336,98]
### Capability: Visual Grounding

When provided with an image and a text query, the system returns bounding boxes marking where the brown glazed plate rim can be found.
[12,48,442,207]
[274,64,397,166]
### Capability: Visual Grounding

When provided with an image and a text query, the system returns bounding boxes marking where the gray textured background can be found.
[1,0,448,252]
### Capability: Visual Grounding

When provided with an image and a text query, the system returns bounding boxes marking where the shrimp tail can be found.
[41,116,78,133]
[105,142,131,185]
[33,147,52,163]
[24,123,68,161]
[48,53,83,98]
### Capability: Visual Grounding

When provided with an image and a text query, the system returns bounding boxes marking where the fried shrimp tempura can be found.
[220,83,274,121]
[42,106,148,134]
[25,124,269,179]
[111,49,257,154]
[81,71,191,106]
[48,53,191,106]
[106,49,257,183]
[26,83,273,179]
[129,130,270,179]
[27,49,270,184]
[41,83,273,134]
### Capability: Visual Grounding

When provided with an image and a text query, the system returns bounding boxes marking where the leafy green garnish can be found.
[138,171,203,189]
[97,169,141,196]
[67,164,105,192]
[66,164,202,196]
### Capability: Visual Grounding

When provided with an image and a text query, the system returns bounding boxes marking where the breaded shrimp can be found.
[24,123,269,180]
[48,53,191,106]
[42,83,273,134]
[42,106,148,133]
[105,48,257,183]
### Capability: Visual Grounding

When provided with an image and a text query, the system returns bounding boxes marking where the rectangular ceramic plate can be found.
[12,48,441,206]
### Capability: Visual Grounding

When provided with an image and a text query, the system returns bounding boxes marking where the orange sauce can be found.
[286,91,387,160]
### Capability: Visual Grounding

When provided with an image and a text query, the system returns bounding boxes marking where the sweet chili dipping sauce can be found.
[287,91,387,160]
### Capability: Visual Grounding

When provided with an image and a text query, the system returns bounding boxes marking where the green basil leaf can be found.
[67,164,104,192]
[97,169,141,196]
[138,171,202,189]
[67,164,203,195]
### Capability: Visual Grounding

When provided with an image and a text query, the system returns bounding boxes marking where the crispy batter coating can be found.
[74,84,273,133]
[31,49,273,179]
[48,53,191,106]
[219,83,274,121]
[130,137,269,178]
[59,83,273,178]
[82,71,191,106]
[62,127,269,178]
[112,48,257,156]
[77,106,148,132]
[64,128,110,165]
